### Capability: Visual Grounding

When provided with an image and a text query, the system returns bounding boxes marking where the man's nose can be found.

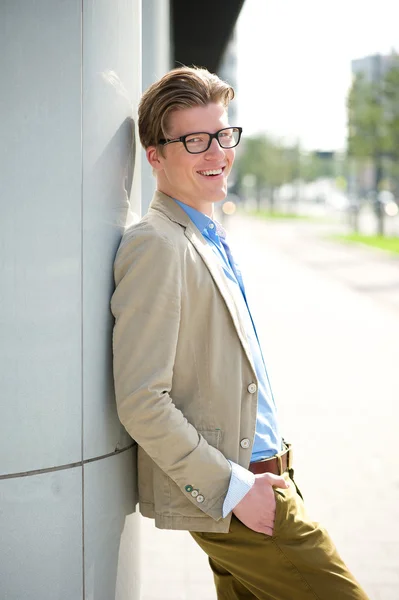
[205,137,225,157]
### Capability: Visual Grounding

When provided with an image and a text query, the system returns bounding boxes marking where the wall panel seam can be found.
[80,1,85,596]
[0,443,135,480]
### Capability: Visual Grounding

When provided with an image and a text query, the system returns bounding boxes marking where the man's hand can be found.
[232,472,289,536]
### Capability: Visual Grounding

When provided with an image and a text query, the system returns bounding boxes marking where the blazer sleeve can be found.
[110,226,232,521]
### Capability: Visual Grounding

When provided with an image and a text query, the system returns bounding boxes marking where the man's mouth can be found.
[197,167,225,177]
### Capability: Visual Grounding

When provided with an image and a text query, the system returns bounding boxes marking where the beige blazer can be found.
[111,191,258,532]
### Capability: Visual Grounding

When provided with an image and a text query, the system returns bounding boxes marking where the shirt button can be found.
[196,494,204,503]
[240,438,250,449]
[247,383,257,394]
[208,223,215,229]
[191,489,199,498]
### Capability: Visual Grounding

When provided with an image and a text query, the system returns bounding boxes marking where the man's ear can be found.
[146,146,164,171]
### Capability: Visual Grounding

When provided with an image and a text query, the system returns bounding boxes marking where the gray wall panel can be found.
[0,468,83,600]
[82,0,141,460]
[0,0,82,474]
[84,448,139,600]
[1,0,144,596]
[141,0,171,214]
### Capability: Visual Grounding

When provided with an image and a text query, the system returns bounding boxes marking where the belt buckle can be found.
[278,441,293,474]
[276,453,283,475]
[285,442,293,470]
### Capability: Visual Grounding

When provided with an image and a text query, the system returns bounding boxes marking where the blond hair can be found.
[138,66,234,149]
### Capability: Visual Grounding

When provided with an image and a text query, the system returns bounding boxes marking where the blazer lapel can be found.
[150,191,256,374]
[184,225,256,374]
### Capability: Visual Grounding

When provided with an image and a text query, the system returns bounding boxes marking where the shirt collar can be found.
[174,199,225,241]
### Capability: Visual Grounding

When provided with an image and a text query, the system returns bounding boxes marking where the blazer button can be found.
[191,489,199,498]
[240,438,250,449]
[247,383,257,394]
[196,494,204,503]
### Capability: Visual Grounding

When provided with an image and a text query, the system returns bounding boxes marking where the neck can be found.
[157,186,214,218]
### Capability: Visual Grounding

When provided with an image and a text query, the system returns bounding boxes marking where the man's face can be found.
[147,103,235,215]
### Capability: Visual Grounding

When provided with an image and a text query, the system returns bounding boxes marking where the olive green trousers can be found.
[190,472,369,600]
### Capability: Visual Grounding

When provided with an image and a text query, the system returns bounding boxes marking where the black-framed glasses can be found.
[159,127,242,154]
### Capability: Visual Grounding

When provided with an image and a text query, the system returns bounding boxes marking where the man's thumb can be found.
[270,473,290,489]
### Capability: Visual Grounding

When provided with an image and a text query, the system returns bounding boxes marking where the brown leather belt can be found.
[249,444,293,476]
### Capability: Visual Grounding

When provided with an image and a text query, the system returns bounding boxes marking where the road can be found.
[140,213,399,600]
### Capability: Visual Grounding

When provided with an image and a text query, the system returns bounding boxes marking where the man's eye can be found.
[186,136,204,144]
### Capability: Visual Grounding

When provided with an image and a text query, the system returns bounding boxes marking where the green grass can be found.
[246,209,311,220]
[245,209,336,223]
[332,233,399,255]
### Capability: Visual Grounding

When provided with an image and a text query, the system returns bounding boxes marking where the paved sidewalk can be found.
[140,214,399,600]
[242,215,399,315]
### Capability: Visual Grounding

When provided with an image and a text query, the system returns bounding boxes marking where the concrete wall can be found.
[0,1,142,598]
[141,0,172,213]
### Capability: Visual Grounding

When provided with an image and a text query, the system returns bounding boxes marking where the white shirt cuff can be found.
[222,460,255,518]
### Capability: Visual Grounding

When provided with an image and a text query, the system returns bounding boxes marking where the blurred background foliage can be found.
[234,54,399,237]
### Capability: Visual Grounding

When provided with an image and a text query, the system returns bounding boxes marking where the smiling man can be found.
[111,67,369,600]
[149,102,235,215]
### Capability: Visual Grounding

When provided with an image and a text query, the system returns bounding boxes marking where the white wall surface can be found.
[141,0,171,214]
[0,1,142,598]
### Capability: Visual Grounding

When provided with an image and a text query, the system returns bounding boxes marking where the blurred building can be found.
[351,52,397,83]
[0,2,244,599]
[219,31,239,127]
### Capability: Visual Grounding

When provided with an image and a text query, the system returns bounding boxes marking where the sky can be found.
[235,0,399,151]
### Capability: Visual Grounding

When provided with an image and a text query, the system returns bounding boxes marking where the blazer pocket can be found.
[199,428,222,448]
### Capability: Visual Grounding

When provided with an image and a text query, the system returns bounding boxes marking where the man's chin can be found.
[209,185,228,202]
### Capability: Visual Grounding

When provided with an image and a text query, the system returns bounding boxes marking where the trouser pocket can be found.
[289,467,304,500]
[272,471,303,538]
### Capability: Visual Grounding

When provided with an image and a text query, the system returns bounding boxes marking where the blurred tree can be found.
[235,135,269,211]
[235,134,297,212]
[347,56,399,235]
[301,151,336,182]
[382,57,399,197]
[347,72,386,234]
[236,136,348,214]
[347,74,385,159]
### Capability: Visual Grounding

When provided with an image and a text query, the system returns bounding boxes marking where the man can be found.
[111,67,369,599]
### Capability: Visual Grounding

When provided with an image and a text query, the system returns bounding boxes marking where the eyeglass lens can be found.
[185,128,240,153]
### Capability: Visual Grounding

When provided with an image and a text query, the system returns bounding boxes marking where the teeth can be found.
[199,169,223,176]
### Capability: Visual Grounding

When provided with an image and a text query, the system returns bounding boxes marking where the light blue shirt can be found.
[175,200,282,517]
